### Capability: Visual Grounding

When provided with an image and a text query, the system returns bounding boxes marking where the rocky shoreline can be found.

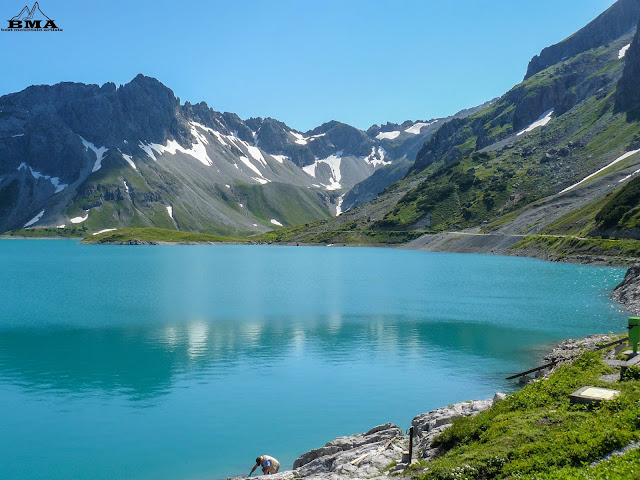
[227,333,622,480]
[612,263,640,315]
[228,398,496,480]
[402,232,640,267]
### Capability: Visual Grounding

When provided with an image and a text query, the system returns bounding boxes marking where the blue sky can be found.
[0,0,617,131]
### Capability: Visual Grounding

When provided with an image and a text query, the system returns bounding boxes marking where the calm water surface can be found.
[0,240,629,479]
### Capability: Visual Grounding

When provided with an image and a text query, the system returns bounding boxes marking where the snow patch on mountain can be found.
[335,194,345,216]
[619,166,640,183]
[271,154,288,164]
[246,144,267,167]
[562,148,640,194]
[17,163,67,193]
[517,109,554,136]
[238,155,263,177]
[404,121,437,135]
[308,133,326,141]
[139,142,157,161]
[619,43,631,59]
[321,154,342,190]
[146,125,213,167]
[303,152,343,190]
[291,131,308,145]
[93,228,117,235]
[363,147,391,167]
[302,162,317,177]
[376,130,400,140]
[290,131,326,145]
[24,209,44,227]
[121,153,137,170]
[80,137,109,173]
[166,206,173,219]
[70,212,89,224]
[226,135,270,169]
[270,219,283,226]
[190,123,211,143]
[211,130,229,147]
[191,121,215,136]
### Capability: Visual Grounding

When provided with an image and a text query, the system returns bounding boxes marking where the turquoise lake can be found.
[0,240,630,479]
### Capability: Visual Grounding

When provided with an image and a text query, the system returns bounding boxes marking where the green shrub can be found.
[621,365,640,381]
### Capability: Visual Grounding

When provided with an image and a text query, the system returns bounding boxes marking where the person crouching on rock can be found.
[250,455,280,475]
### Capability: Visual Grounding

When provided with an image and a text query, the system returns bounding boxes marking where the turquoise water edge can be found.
[0,240,629,480]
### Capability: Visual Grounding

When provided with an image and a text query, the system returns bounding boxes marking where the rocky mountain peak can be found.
[308,120,342,136]
[0,72,455,233]
[525,0,640,79]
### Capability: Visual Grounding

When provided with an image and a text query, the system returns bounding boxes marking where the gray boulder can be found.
[411,398,493,459]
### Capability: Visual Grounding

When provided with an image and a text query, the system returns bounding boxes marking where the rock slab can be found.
[612,263,640,315]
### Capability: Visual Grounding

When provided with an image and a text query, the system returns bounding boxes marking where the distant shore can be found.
[6,227,640,268]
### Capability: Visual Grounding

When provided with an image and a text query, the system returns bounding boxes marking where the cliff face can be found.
[612,264,640,315]
[616,21,640,115]
[525,0,640,79]
[410,31,628,175]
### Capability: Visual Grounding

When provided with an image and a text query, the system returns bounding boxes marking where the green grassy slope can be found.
[83,227,246,244]
[271,32,640,248]
[377,37,639,233]
[411,348,640,480]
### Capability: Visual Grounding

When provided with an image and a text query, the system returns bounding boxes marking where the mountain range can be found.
[0,74,485,235]
[3,0,640,257]
[251,0,640,258]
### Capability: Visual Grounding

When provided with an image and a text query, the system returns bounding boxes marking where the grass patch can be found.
[519,448,640,479]
[82,227,247,244]
[512,234,640,262]
[419,351,640,480]
[4,227,88,238]
[254,223,426,246]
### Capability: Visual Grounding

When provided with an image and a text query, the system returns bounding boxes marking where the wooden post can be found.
[408,426,414,463]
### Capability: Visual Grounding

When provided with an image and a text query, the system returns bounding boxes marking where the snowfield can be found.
[561,148,640,194]
[80,136,108,173]
[24,209,44,228]
[302,152,343,190]
[376,130,401,140]
[517,109,554,136]
[404,121,436,135]
[619,43,631,59]
[70,212,89,224]
[17,163,67,193]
